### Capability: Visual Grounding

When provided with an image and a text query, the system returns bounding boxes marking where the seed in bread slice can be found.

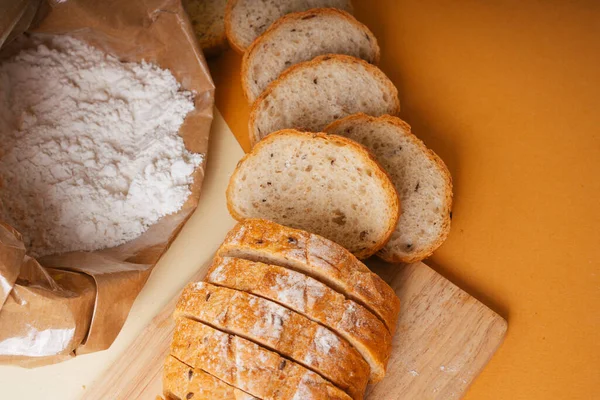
[163,355,258,400]
[248,54,400,145]
[171,317,352,400]
[324,113,453,263]
[183,0,228,57]
[226,130,400,259]
[242,8,379,102]
[225,0,354,53]
[217,219,401,334]
[175,282,369,399]
[207,257,392,383]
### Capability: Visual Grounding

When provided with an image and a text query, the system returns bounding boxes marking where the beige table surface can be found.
[0,110,244,399]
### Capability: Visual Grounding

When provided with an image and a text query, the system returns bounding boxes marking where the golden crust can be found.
[175,282,369,399]
[248,54,401,146]
[171,317,351,400]
[217,218,401,334]
[163,355,257,399]
[241,8,380,102]
[226,129,401,259]
[206,256,392,383]
[324,113,453,263]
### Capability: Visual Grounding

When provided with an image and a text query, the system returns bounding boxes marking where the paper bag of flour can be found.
[0,0,213,366]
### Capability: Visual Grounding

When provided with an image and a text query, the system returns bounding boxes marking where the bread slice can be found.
[171,317,352,400]
[325,113,453,263]
[183,0,228,57]
[241,8,379,102]
[225,0,354,53]
[247,54,399,145]
[226,130,400,258]
[175,282,369,399]
[163,355,258,399]
[217,219,401,334]
[206,257,392,383]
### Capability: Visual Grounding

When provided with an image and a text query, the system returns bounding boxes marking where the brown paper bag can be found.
[0,0,214,366]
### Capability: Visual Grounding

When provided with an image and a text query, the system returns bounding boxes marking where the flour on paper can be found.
[0,35,202,256]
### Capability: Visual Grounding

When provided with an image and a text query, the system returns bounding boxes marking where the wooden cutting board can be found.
[83,260,506,400]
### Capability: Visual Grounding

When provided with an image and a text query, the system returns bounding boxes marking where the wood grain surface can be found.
[367,261,507,399]
[83,261,506,400]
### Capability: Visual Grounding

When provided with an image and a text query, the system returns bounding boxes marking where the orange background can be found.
[208,1,600,399]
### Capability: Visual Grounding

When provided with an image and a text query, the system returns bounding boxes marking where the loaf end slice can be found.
[248,54,399,146]
[183,0,228,57]
[325,113,453,263]
[242,8,379,102]
[226,130,400,259]
[225,0,354,53]
[217,219,401,334]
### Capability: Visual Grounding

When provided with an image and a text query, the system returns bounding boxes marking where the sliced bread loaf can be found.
[226,130,400,259]
[206,257,392,383]
[324,114,453,263]
[248,54,400,145]
[183,0,228,57]
[242,8,379,102]
[163,355,258,400]
[225,0,354,53]
[171,318,352,400]
[217,219,401,334]
[175,282,369,399]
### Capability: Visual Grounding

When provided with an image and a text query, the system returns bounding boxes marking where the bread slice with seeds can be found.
[206,257,392,383]
[171,318,352,400]
[226,130,400,259]
[225,0,354,53]
[217,219,401,334]
[248,54,399,146]
[163,355,258,399]
[183,0,228,57]
[242,8,379,102]
[175,282,369,399]
[324,113,453,263]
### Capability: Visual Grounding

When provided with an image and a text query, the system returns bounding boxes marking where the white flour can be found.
[0,35,203,257]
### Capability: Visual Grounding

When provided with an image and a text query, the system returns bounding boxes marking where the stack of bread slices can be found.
[228,1,452,264]
[164,219,400,399]
[166,0,454,398]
